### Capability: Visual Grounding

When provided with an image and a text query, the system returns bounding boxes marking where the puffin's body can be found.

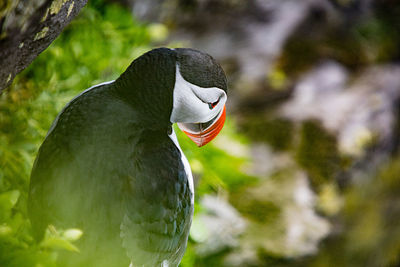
[28,48,227,267]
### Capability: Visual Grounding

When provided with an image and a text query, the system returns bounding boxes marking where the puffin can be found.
[28,48,227,267]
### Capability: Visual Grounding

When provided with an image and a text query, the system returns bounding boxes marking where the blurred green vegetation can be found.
[0,1,152,265]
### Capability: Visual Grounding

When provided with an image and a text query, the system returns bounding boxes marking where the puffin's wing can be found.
[28,83,126,241]
[120,135,193,267]
[28,113,80,241]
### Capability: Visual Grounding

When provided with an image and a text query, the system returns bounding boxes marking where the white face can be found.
[170,64,227,124]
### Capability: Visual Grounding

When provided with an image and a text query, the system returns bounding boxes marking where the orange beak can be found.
[178,105,226,147]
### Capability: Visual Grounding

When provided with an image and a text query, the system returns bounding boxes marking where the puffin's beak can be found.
[178,105,226,147]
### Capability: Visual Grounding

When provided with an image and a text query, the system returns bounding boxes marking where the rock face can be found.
[282,63,400,159]
[0,0,88,93]
[190,195,246,256]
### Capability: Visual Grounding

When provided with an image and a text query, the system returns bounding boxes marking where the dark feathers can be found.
[28,48,193,267]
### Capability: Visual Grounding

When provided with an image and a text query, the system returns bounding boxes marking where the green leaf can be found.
[0,190,20,221]
[40,237,80,253]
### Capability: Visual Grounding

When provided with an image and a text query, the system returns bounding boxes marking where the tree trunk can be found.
[0,0,88,93]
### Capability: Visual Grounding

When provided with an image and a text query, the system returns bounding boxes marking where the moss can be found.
[277,5,400,76]
[257,249,299,267]
[379,156,400,195]
[303,156,400,267]
[295,120,340,189]
[277,38,320,77]
[67,1,75,17]
[33,26,49,41]
[240,117,294,151]
[50,0,70,15]
[232,195,281,224]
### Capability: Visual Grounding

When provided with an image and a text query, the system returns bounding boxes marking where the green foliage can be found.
[40,227,83,253]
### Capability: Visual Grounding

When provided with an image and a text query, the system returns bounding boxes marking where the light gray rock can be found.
[190,195,246,256]
[282,62,400,158]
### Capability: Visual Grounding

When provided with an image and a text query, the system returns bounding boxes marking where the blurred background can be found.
[1,0,400,266]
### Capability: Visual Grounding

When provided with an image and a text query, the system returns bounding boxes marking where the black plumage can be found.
[28,48,227,267]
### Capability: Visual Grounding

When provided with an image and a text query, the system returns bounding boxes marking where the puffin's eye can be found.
[208,99,220,110]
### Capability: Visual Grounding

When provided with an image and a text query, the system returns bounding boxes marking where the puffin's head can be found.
[170,48,228,147]
[116,47,227,146]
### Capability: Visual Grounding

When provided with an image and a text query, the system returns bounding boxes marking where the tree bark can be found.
[0,0,88,93]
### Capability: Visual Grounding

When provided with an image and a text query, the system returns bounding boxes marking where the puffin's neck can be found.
[113,48,177,129]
